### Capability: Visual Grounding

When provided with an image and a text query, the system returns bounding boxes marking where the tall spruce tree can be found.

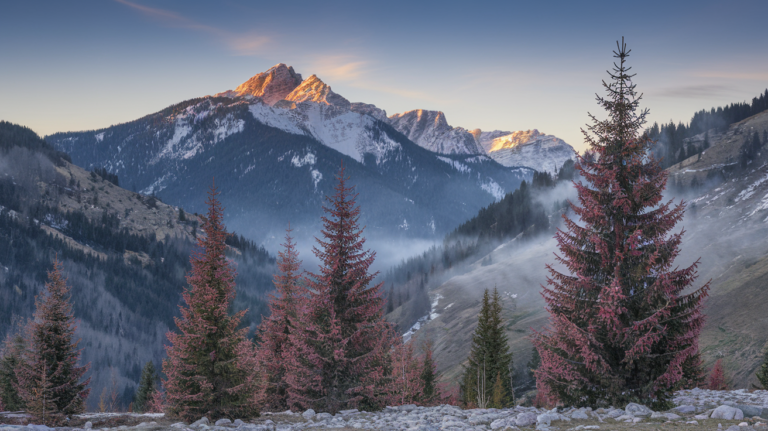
[256,226,304,412]
[532,39,709,408]
[460,288,514,408]
[15,259,90,425]
[285,164,397,414]
[133,361,158,413]
[420,341,439,405]
[163,182,262,421]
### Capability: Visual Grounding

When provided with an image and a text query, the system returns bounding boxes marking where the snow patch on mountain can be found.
[481,179,505,201]
[737,173,768,202]
[311,169,322,191]
[291,152,316,167]
[95,132,105,143]
[213,114,245,143]
[437,156,471,174]
[403,294,444,342]
[154,119,192,163]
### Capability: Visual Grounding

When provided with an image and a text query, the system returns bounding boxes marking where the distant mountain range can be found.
[48,64,575,245]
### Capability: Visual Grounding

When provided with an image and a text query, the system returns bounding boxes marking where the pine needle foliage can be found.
[15,259,90,425]
[285,164,397,414]
[163,181,263,422]
[133,361,158,413]
[256,226,304,412]
[0,331,26,411]
[460,288,514,408]
[707,359,727,390]
[757,349,768,390]
[532,39,709,409]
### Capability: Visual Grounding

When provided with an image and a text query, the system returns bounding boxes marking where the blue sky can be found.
[1,0,767,153]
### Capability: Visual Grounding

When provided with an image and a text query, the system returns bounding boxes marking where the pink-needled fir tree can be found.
[163,181,263,421]
[284,163,398,414]
[532,39,709,409]
[15,259,90,426]
[256,226,304,412]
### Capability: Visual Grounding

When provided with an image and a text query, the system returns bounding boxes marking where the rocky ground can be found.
[2,389,768,431]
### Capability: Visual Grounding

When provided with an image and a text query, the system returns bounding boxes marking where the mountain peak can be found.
[284,74,350,109]
[225,63,303,105]
[388,109,483,155]
[487,129,544,152]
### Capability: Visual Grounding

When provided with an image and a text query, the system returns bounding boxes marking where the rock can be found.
[572,410,589,420]
[695,414,710,420]
[398,404,417,412]
[675,405,697,414]
[625,403,653,417]
[84,422,93,429]
[735,405,763,418]
[583,427,600,430]
[516,412,538,427]
[25,426,52,431]
[712,405,745,421]
[302,409,316,420]
[537,412,563,426]
[192,418,210,428]
[171,423,187,429]
[606,409,624,418]
[233,420,245,426]
[687,420,699,425]
[738,422,749,427]
[315,413,332,420]
[338,409,359,416]
[214,419,232,426]
[726,426,742,431]
[651,412,665,419]
[665,413,682,420]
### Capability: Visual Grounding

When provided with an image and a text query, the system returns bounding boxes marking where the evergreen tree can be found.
[256,226,304,412]
[532,39,709,409]
[756,348,768,390]
[285,164,397,414]
[163,182,263,421]
[460,288,514,408]
[420,341,438,404]
[702,131,710,150]
[15,259,90,425]
[388,341,423,406]
[708,359,727,390]
[133,361,158,413]
[0,331,26,411]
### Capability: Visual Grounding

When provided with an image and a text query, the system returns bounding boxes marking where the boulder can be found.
[711,406,744,421]
[625,403,653,417]
[572,410,589,420]
[516,412,539,427]
[734,404,763,418]
[84,422,93,430]
[191,417,210,428]
[214,419,232,426]
[674,405,697,414]
[302,409,316,419]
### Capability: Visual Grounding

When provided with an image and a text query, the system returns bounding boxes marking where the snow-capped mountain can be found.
[387,110,484,155]
[479,129,577,174]
[48,65,533,245]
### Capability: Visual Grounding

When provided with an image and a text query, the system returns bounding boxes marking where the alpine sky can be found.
[1,0,767,153]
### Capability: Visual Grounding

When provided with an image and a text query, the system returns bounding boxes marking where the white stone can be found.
[516,412,538,427]
[84,422,93,430]
[214,419,231,426]
[302,409,315,420]
[712,406,745,421]
[572,410,589,420]
[625,403,653,417]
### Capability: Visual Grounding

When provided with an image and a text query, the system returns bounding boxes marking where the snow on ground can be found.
[402,294,444,342]
[291,152,316,168]
[94,132,105,143]
[737,173,768,202]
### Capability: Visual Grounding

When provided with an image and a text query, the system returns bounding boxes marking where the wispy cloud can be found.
[693,71,768,81]
[653,84,733,99]
[115,0,271,55]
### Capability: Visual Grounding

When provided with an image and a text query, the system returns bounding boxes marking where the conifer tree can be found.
[256,227,304,412]
[420,341,439,404]
[285,164,397,414]
[0,331,26,411]
[708,359,727,390]
[756,348,768,390]
[532,39,709,408]
[133,361,158,413]
[163,182,262,421]
[15,259,90,425]
[460,288,514,408]
[387,341,423,406]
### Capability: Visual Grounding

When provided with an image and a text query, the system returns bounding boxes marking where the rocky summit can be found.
[4,390,768,431]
